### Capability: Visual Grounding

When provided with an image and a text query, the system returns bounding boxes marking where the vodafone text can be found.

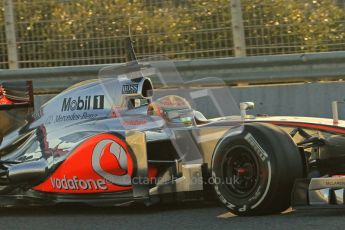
[50,176,108,190]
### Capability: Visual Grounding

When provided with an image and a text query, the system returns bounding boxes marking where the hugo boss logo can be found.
[61,95,104,112]
[122,84,139,94]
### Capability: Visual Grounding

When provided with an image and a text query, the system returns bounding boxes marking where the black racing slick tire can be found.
[211,123,303,216]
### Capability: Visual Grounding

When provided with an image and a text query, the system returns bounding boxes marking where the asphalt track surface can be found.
[0,202,344,230]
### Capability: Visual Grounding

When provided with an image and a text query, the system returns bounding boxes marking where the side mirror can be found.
[332,101,345,125]
[240,102,255,120]
[0,81,34,110]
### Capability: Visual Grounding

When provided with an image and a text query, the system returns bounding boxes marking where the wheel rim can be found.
[222,145,260,199]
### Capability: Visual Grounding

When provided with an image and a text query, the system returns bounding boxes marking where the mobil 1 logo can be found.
[61,95,104,112]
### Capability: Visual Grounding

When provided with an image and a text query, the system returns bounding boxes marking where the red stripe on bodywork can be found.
[267,121,345,134]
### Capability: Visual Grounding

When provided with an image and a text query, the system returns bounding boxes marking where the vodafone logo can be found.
[50,176,107,191]
[34,134,134,194]
[92,139,132,186]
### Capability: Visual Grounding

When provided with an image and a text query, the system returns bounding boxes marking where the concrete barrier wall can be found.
[231,81,345,119]
[2,51,345,94]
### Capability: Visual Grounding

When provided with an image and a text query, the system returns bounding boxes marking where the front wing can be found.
[292,177,345,208]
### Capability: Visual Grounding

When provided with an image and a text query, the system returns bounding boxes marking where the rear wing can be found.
[0,81,34,139]
[0,81,34,110]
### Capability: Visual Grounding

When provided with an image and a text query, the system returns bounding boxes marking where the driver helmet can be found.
[147,95,194,127]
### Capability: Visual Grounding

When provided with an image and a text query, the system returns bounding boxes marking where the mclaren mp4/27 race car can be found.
[0,58,345,216]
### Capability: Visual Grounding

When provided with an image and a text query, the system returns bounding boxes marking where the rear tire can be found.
[211,123,303,216]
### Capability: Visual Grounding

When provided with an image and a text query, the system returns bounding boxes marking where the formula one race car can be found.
[0,55,345,216]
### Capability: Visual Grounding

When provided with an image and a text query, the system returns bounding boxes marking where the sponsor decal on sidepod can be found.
[33,134,134,193]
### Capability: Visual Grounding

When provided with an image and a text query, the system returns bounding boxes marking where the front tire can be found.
[211,123,303,216]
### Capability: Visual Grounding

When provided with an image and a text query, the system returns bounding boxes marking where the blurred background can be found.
[1,0,345,68]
